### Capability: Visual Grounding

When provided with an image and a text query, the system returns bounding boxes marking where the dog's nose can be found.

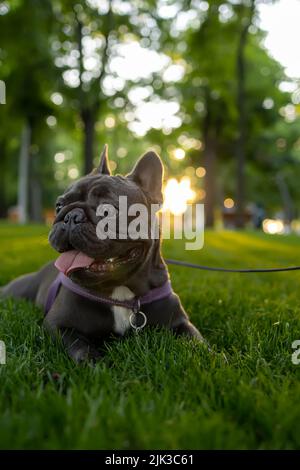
[64,208,87,226]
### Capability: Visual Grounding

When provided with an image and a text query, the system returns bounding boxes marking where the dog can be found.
[1,146,205,362]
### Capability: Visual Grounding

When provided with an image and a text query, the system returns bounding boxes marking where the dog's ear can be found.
[92,144,111,175]
[128,151,164,204]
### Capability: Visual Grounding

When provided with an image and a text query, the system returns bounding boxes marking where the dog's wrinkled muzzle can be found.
[63,208,87,228]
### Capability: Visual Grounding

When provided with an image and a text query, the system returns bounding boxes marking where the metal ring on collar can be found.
[129,311,147,330]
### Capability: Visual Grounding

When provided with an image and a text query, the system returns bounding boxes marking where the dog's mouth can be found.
[55,248,141,276]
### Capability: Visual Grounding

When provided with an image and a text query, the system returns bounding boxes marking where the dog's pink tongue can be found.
[55,250,95,275]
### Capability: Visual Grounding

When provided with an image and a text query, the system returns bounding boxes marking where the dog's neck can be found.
[70,239,169,298]
[124,241,169,296]
[96,214,168,297]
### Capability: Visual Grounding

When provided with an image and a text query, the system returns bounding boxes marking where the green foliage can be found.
[0,0,299,218]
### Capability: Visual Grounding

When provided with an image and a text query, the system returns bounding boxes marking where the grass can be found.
[1,223,300,449]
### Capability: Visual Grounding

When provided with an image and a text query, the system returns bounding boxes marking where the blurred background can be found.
[0,0,300,234]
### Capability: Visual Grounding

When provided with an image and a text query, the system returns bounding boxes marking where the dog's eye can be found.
[55,202,63,214]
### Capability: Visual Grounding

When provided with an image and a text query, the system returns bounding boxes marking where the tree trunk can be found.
[204,133,217,228]
[203,90,217,228]
[29,177,43,222]
[275,173,294,225]
[75,7,113,175]
[82,108,96,174]
[18,122,31,224]
[76,16,96,175]
[235,1,255,228]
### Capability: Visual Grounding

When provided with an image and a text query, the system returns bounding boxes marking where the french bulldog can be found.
[1,146,206,362]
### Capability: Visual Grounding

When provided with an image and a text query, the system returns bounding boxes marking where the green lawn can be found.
[1,223,300,449]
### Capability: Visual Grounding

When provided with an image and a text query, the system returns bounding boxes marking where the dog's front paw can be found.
[67,341,102,364]
[173,320,211,350]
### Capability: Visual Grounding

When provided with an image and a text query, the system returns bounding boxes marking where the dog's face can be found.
[49,146,164,289]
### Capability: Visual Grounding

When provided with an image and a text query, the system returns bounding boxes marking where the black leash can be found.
[165,258,300,273]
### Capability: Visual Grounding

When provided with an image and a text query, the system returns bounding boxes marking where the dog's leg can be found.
[174,320,213,352]
[62,329,102,363]
[44,321,102,363]
[173,320,204,341]
[173,320,212,351]
[0,262,57,303]
[1,272,40,301]
[165,296,207,345]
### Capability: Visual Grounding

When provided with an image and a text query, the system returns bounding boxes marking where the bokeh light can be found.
[163,177,196,215]
[109,160,117,172]
[68,167,79,180]
[46,116,57,127]
[117,147,127,158]
[54,152,65,163]
[224,198,235,209]
[262,219,285,234]
[196,167,206,178]
[198,189,206,200]
[105,116,116,128]
[173,148,185,160]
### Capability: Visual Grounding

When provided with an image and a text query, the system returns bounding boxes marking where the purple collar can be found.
[45,271,173,315]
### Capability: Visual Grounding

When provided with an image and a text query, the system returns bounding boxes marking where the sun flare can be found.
[163,177,196,216]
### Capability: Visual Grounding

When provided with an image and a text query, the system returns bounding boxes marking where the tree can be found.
[153,0,291,226]
[52,0,146,174]
[0,0,58,222]
[234,0,255,228]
